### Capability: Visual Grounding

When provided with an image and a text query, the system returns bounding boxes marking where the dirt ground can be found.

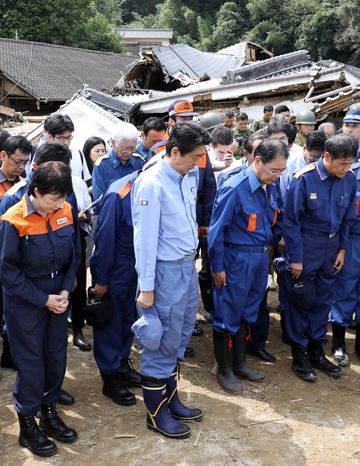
[2,289,360,466]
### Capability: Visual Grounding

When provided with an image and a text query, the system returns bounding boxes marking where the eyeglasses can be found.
[119,145,136,153]
[54,135,73,143]
[266,166,286,176]
[9,155,29,167]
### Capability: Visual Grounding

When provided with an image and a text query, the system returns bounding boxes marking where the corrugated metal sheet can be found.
[152,44,244,82]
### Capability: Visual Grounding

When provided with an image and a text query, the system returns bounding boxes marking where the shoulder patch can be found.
[294,163,316,179]
[5,179,27,196]
[224,168,248,189]
[132,152,146,162]
[117,181,132,199]
[94,154,109,166]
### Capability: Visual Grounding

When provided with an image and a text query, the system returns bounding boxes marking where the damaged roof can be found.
[0,38,137,102]
[221,50,312,84]
[152,43,244,84]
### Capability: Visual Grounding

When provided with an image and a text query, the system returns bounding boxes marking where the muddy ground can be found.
[2,289,360,466]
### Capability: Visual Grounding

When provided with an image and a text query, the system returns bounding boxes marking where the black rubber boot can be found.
[291,342,317,381]
[117,359,142,387]
[331,324,349,367]
[101,372,136,405]
[355,325,360,359]
[18,413,58,457]
[308,339,342,378]
[233,324,265,381]
[167,367,203,422]
[142,375,191,439]
[1,332,17,369]
[213,330,241,393]
[39,403,77,443]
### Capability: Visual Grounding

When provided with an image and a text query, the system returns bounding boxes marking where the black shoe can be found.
[39,403,77,443]
[117,359,142,387]
[73,331,92,351]
[184,346,195,358]
[248,349,276,363]
[18,413,58,457]
[192,322,204,337]
[101,373,136,406]
[58,389,75,406]
[291,354,317,382]
[309,355,342,378]
[308,339,342,378]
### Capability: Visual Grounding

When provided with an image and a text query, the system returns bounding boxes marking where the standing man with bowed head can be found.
[283,134,358,382]
[132,122,210,439]
[92,123,144,200]
[208,139,288,394]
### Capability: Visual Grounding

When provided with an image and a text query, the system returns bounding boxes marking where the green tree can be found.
[212,2,247,50]
[0,0,123,52]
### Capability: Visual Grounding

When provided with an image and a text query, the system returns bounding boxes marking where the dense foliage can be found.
[1,0,360,65]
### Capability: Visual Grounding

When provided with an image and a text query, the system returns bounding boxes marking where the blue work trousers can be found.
[4,275,68,415]
[330,235,360,326]
[213,248,269,334]
[285,234,338,351]
[248,291,269,352]
[139,258,198,379]
[93,256,137,374]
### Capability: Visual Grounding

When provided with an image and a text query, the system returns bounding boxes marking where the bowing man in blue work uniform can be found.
[132,122,210,439]
[92,123,144,201]
[330,156,360,366]
[90,170,142,406]
[208,139,288,394]
[0,162,80,457]
[283,134,358,382]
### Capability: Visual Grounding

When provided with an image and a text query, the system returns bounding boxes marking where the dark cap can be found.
[291,275,316,311]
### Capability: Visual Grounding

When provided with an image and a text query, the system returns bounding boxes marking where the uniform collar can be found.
[22,192,37,217]
[109,149,136,169]
[248,165,262,193]
[0,170,19,184]
[159,158,183,183]
[316,156,330,180]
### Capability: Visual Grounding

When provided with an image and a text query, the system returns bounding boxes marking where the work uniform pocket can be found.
[154,303,171,332]
[243,204,259,232]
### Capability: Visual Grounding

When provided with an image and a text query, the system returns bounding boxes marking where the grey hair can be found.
[112,122,139,146]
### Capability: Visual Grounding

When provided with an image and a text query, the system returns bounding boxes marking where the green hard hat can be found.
[295,109,317,124]
[199,112,224,131]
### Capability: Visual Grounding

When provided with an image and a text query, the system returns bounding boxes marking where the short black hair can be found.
[274,105,290,115]
[2,136,32,156]
[44,114,74,137]
[235,112,249,122]
[142,117,167,135]
[244,132,266,154]
[211,126,233,146]
[224,110,235,119]
[263,104,274,113]
[266,120,293,139]
[325,134,359,160]
[255,138,289,163]
[166,122,210,156]
[306,130,327,152]
[0,129,10,151]
[28,161,73,197]
[34,142,72,166]
[288,124,297,145]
